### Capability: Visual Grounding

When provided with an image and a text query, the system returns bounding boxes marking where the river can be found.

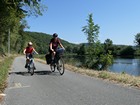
[109,58,140,76]
[64,55,140,76]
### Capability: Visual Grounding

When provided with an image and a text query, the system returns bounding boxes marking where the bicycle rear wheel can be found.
[57,58,65,75]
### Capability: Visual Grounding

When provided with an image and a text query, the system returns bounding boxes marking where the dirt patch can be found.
[0,95,4,102]
[0,93,6,103]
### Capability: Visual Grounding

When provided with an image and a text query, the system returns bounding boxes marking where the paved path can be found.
[1,56,140,105]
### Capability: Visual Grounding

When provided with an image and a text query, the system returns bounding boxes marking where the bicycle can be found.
[50,48,65,75]
[26,52,37,76]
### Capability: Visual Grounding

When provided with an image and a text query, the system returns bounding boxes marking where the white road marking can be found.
[8,83,30,89]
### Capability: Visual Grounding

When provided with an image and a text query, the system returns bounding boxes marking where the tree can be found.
[82,13,100,69]
[104,38,113,54]
[82,14,99,44]
[134,33,140,46]
[99,51,113,70]
[120,46,135,56]
[82,13,113,70]
[65,46,73,53]
[77,44,86,55]
[0,0,47,54]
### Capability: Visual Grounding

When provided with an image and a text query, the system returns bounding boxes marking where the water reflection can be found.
[109,58,140,76]
[64,55,140,76]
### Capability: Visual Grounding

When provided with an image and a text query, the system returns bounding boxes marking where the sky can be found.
[25,0,140,45]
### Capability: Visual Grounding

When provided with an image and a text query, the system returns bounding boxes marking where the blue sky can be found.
[25,0,140,45]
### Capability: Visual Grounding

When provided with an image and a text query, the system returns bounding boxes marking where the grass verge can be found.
[35,57,140,89]
[0,56,15,93]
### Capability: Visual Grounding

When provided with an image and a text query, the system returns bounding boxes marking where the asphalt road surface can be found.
[1,56,140,105]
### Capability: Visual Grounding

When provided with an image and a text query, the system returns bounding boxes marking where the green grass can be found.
[0,56,15,93]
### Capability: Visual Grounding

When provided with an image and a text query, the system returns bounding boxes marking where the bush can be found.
[99,51,113,70]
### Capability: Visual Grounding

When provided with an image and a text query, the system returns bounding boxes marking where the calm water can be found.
[65,55,140,76]
[109,58,140,76]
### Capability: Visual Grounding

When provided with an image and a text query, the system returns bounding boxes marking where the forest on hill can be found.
[23,31,140,58]
[23,31,78,54]
[0,30,139,58]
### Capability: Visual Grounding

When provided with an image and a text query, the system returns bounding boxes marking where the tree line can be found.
[0,0,46,55]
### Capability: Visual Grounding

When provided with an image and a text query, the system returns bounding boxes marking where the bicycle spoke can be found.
[57,58,65,75]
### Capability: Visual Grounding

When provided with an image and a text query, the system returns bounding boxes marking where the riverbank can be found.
[35,58,140,89]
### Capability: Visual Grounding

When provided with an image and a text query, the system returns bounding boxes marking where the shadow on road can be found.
[9,71,30,76]
[34,70,52,75]
[9,70,61,76]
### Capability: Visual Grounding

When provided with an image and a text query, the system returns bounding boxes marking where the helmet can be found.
[28,42,33,46]
[53,33,58,37]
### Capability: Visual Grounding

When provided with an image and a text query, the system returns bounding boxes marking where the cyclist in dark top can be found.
[49,33,65,62]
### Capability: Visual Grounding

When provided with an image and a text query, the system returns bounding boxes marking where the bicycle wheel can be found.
[27,65,30,73]
[30,62,35,76]
[57,58,65,75]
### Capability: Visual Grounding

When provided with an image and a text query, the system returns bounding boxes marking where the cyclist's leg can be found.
[48,50,53,65]
[25,55,28,68]
[50,49,57,64]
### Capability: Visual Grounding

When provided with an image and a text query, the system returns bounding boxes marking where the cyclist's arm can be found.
[50,42,55,52]
[59,43,65,49]
[33,48,38,54]
[58,40,65,50]
[23,49,26,54]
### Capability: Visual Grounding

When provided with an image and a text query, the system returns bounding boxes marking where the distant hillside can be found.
[24,31,78,54]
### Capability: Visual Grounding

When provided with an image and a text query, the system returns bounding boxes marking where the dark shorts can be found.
[26,53,33,59]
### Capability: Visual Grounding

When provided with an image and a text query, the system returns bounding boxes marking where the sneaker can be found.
[25,64,27,68]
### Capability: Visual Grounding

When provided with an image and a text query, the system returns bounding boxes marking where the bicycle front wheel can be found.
[30,62,35,76]
[57,58,65,75]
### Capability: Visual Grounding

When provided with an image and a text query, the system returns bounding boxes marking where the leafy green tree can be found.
[76,44,86,64]
[77,44,86,55]
[135,49,140,56]
[120,46,135,56]
[82,13,100,69]
[99,51,113,70]
[104,38,114,54]
[0,0,47,54]
[135,33,140,46]
[82,13,113,70]
[82,14,99,44]
[65,46,73,53]
[72,46,79,53]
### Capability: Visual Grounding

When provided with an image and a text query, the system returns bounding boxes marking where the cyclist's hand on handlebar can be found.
[63,48,65,51]
[51,49,54,52]
[62,47,65,50]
